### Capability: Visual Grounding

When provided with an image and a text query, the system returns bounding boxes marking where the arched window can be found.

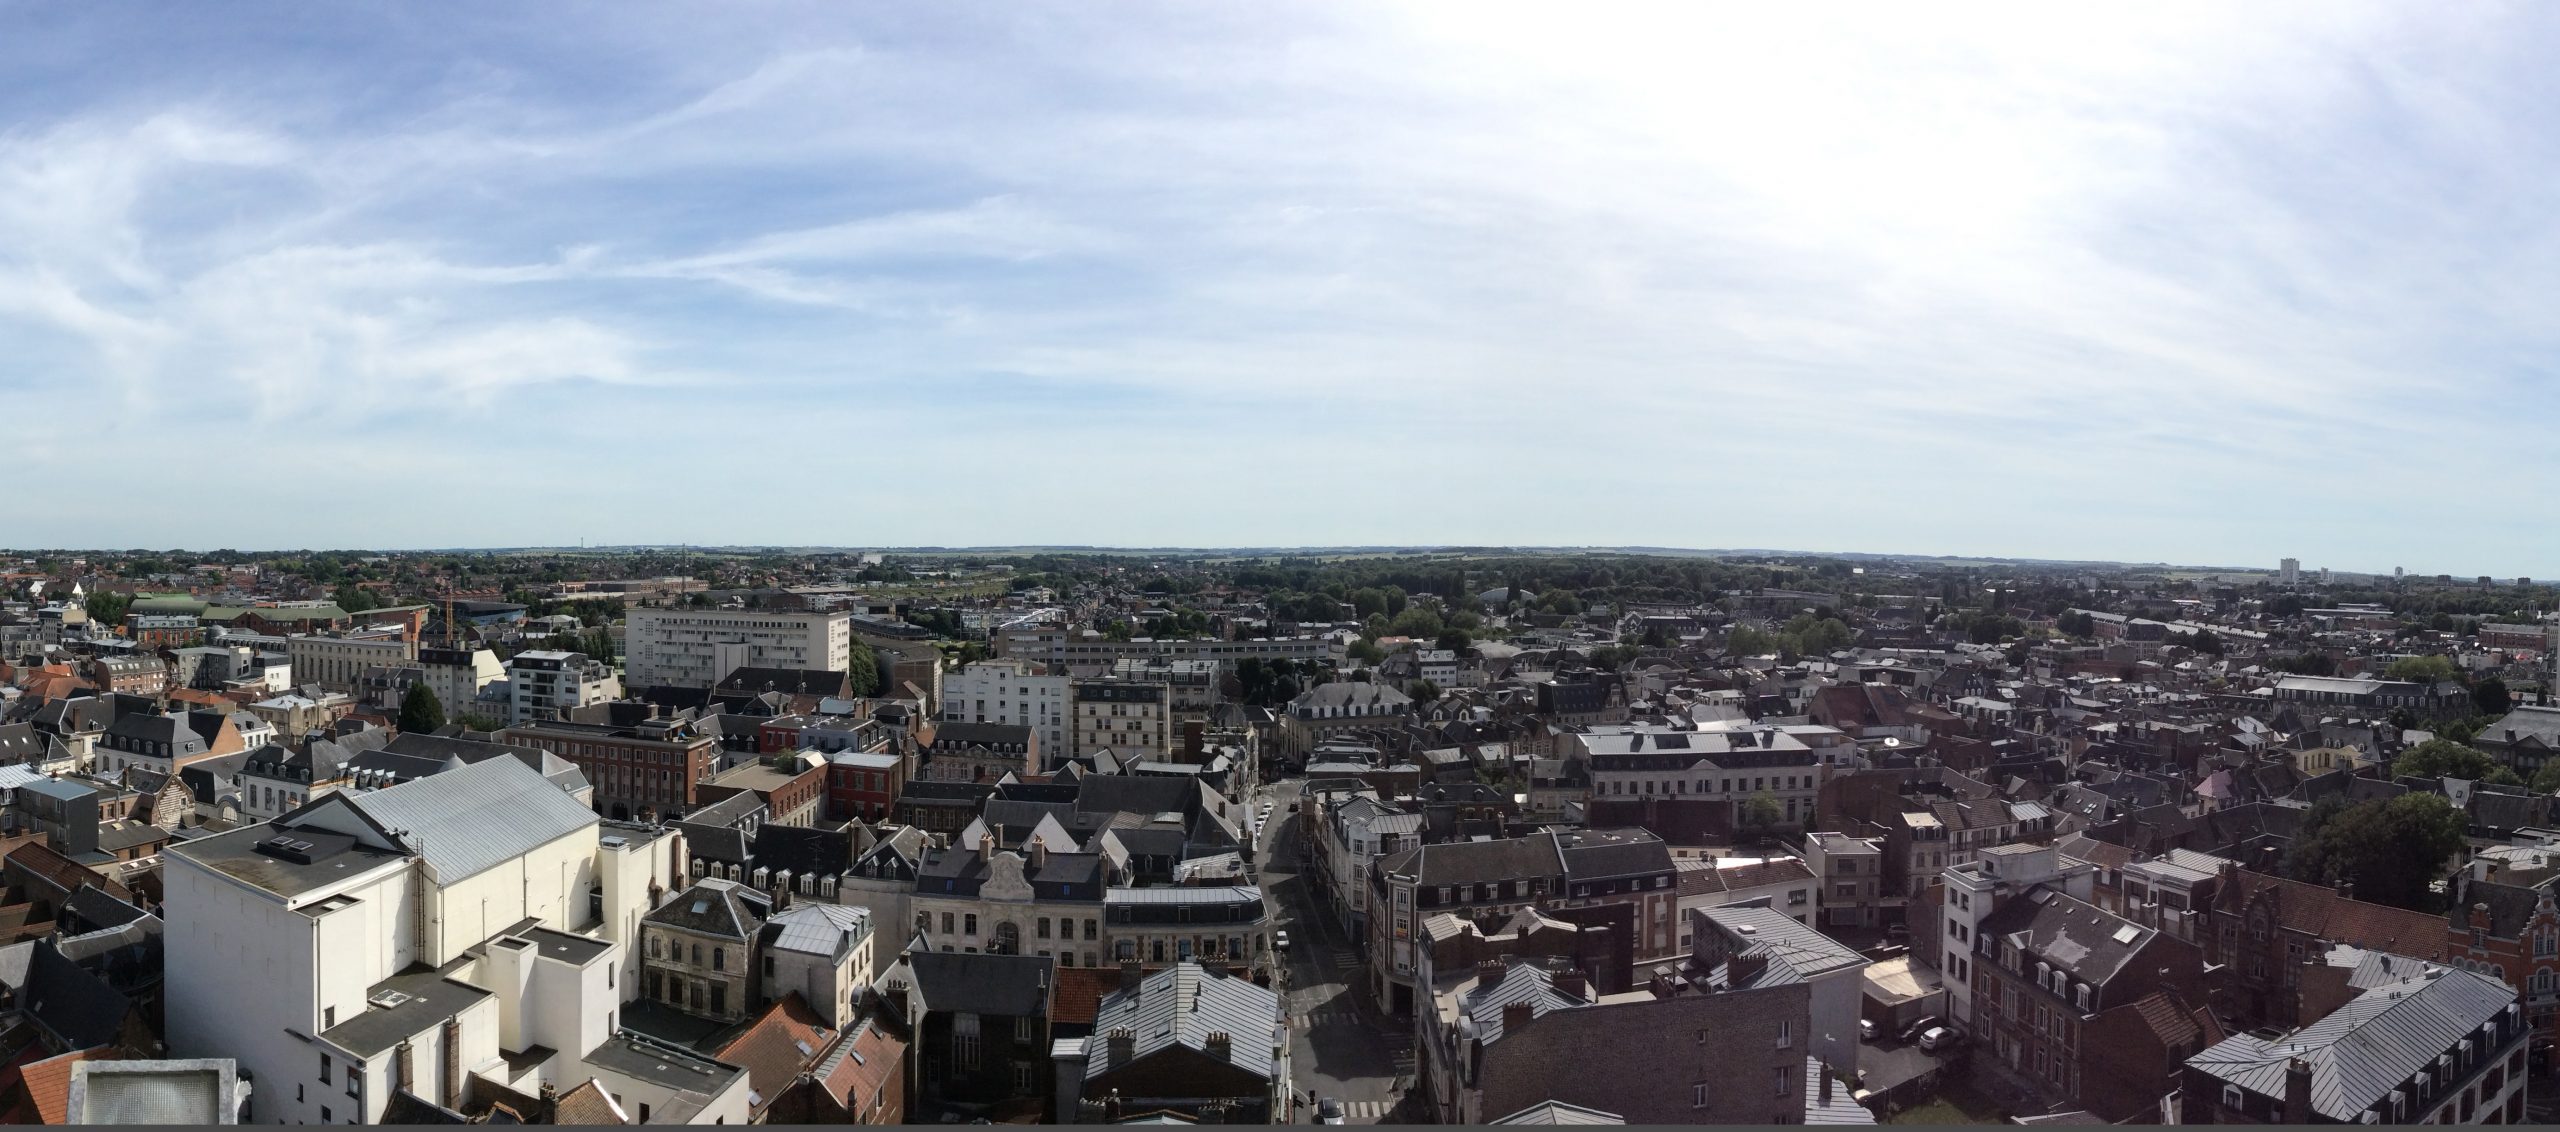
[712,947,725,971]
[993,922,1020,955]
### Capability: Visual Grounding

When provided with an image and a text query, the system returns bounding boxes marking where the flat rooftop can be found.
[167,821,409,901]
[321,963,493,1058]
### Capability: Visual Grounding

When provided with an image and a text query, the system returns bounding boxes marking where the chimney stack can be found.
[1553,968,1587,998]
[1501,1001,1534,1036]
[2282,1057,2313,1124]
[1820,1063,1835,1106]
[1726,951,1770,987]
[1121,959,1144,994]
[1107,1027,1136,1067]
[1206,1030,1233,1062]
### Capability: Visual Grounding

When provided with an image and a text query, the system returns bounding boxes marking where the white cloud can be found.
[5,5,2560,566]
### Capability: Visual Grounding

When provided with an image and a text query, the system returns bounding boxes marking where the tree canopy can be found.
[2385,654,2462,685]
[2282,793,2466,911]
[2390,738,2520,785]
[398,682,445,735]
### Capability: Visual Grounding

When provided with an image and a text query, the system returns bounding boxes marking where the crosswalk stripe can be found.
[1349,1100,1393,1119]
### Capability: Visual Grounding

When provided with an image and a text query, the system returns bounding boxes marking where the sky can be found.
[3,3,2557,574]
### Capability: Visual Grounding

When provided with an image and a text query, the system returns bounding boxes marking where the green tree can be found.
[1411,679,1442,704]
[1387,606,1445,640]
[1737,793,1785,837]
[453,711,504,733]
[2474,677,2512,717]
[2283,793,2467,911]
[1435,629,1472,653]
[398,682,446,734]
[333,584,382,614]
[2391,738,2519,785]
[83,590,131,627]
[2385,655,2461,684]
[846,646,882,696]
[2532,763,2560,794]
[1726,626,1778,655]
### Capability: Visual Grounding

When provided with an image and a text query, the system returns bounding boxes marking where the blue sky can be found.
[3,2,2555,573]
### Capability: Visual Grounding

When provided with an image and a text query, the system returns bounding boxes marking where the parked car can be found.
[1276,930,1292,951]
[1858,1018,1880,1041]
[1918,1025,1962,1053]
[1898,1015,1944,1044]
[1317,1097,1345,1125]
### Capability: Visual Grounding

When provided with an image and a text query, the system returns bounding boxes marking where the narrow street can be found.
[1253,777,1418,1123]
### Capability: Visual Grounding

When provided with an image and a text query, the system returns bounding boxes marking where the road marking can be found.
[1348,1100,1395,1120]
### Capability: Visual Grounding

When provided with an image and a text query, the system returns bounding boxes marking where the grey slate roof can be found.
[1086,961,1282,1083]
[645,878,770,942]
[905,950,1054,1018]
[760,903,872,959]
[1463,963,1592,1045]
[1700,905,1869,985]
[2187,968,2518,1121]
[346,754,598,882]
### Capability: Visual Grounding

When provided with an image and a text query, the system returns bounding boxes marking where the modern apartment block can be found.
[505,649,623,725]
[1071,679,1172,764]
[624,608,851,690]
[940,659,1069,758]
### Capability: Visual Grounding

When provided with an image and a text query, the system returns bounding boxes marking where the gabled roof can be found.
[760,903,871,959]
[2188,969,2516,1120]
[343,755,598,882]
[903,950,1053,1018]
[1700,905,1868,984]
[1087,962,1281,1082]
[644,879,769,942]
[714,994,834,1116]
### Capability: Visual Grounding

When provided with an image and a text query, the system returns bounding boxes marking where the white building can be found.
[758,903,875,1030]
[506,650,622,726]
[1937,843,2095,1030]
[416,645,505,720]
[2279,558,2300,587]
[162,758,740,1124]
[624,608,851,690]
[940,659,1068,759]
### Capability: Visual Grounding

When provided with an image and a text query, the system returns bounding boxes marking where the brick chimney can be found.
[1206,1030,1233,1062]
[1819,1063,1834,1106]
[1553,968,1587,998]
[1476,959,1507,986]
[1726,951,1770,987]
[2281,1057,2312,1124]
[1107,1026,1136,1068]
[1120,959,1145,994]
[1501,1001,1533,1036]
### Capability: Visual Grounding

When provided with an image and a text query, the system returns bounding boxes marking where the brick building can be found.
[502,717,725,822]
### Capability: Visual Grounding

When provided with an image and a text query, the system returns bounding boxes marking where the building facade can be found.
[625,609,852,690]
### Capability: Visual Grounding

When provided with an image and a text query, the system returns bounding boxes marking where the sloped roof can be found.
[645,879,768,942]
[714,994,833,1115]
[760,903,870,959]
[346,755,598,882]
[2187,969,2516,1120]
[1087,962,1281,1082]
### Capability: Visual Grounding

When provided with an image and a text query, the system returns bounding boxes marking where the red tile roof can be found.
[714,994,833,1113]
[18,1047,108,1124]
[2223,867,2448,959]
[1050,966,1121,1028]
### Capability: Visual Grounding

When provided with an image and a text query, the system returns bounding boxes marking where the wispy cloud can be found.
[2,4,2558,568]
